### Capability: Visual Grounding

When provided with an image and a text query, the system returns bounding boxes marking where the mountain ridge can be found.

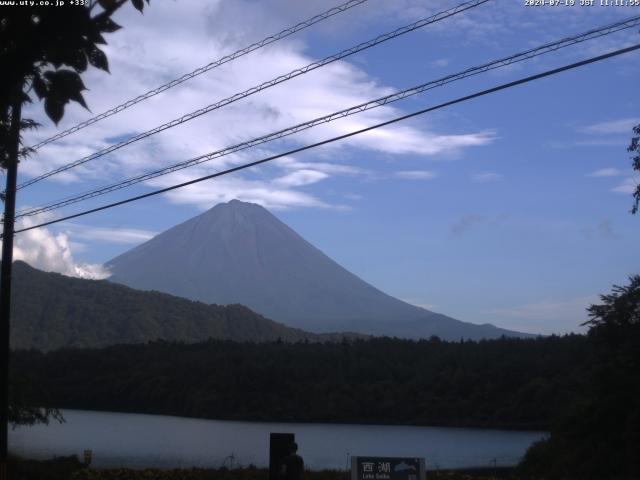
[9,261,360,351]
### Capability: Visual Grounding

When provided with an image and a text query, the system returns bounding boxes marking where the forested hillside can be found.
[9,261,350,350]
[13,335,588,430]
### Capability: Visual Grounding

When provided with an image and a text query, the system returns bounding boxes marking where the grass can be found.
[7,456,521,480]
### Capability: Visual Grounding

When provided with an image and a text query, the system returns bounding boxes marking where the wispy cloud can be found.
[61,224,158,244]
[274,158,365,176]
[402,299,437,310]
[151,171,331,211]
[577,118,639,135]
[19,1,495,211]
[274,169,329,187]
[488,295,597,335]
[430,58,449,68]
[574,139,631,147]
[471,172,503,183]
[612,177,638,194]
[394,170,437,180]
[587,168,625,177]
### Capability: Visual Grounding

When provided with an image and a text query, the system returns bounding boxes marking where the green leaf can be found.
[98,0,117,8]
[32,74,48,99]
[50,69,87,95]
[88,30,107,45]
[95,16,121,33]
[88,46,109,72]
[131,0,144,12]
[55,70,88,109]
[44,97,65,125]
[20,119,41,131]
[67,50,88,73]
[71,91,88,110]
[42,70,89,115]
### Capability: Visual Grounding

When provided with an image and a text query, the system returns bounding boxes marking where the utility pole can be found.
[0,98,22,480]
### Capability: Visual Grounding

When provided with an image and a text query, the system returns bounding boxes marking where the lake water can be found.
[10,410,546,470]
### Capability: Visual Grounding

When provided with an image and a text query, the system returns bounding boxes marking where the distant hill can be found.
[107,199,533,340]
[9,261,351,351]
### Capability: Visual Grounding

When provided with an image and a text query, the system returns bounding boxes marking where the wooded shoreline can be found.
[12,335,589,431]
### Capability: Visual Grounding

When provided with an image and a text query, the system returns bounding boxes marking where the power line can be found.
[16,15,640,219]
[15,0,490,191]
[12,43,640,236]
[26,0,371,151]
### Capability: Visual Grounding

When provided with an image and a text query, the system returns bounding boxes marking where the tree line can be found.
[13,334,589,431]
[519,275,640,479]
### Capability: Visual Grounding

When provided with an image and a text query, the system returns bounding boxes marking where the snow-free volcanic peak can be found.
[106,199,530,340]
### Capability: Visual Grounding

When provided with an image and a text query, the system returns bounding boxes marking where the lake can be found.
[10,410,546,470]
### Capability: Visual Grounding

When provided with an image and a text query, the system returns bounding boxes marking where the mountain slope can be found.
[9,261,343,351]
[107,200,531,340]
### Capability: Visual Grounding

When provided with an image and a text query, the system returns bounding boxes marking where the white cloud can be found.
[573,139,630,147]
[60,224,158,245]
[274,169,329,187]
[273,157,366,176]
[587,168,625,177]
[471,172,503,183]
[402,299,437,310]
[577,118,639,135]
[430,58,450,68]
[488,295,598,335]
[151,170,330,211]
[18,0,631,214]
[612,177,638,194]
[10,214,110,279]
[344,192,363,201]
[394,170,437,180]
[19,0,495,211]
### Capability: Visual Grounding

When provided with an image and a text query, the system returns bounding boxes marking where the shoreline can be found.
[9,456,520,480]
[28,407,549,433]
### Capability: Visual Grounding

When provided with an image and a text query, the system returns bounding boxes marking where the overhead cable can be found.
[16,14,640,219]
[11,43,640,236]
[16,0,490,191]
[26,0,372,151]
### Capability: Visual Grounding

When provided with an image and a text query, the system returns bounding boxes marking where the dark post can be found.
[269,432,295,480]
[0,99,22,479]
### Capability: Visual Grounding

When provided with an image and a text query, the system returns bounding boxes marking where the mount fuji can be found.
[106,200,530,340]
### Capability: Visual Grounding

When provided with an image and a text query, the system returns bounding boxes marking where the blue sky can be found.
[14,0,640,334]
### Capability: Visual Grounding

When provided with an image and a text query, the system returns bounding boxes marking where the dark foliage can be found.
[519,276,640,480]
[12,334,589,430]
[1,0,150,430]
[0,0,150,174]
[9,261,346,350]
[8,372,63,428]
[7,455,83,480]
[0,0,149,124]
[628,124,640,214]
[7,458,508,480]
